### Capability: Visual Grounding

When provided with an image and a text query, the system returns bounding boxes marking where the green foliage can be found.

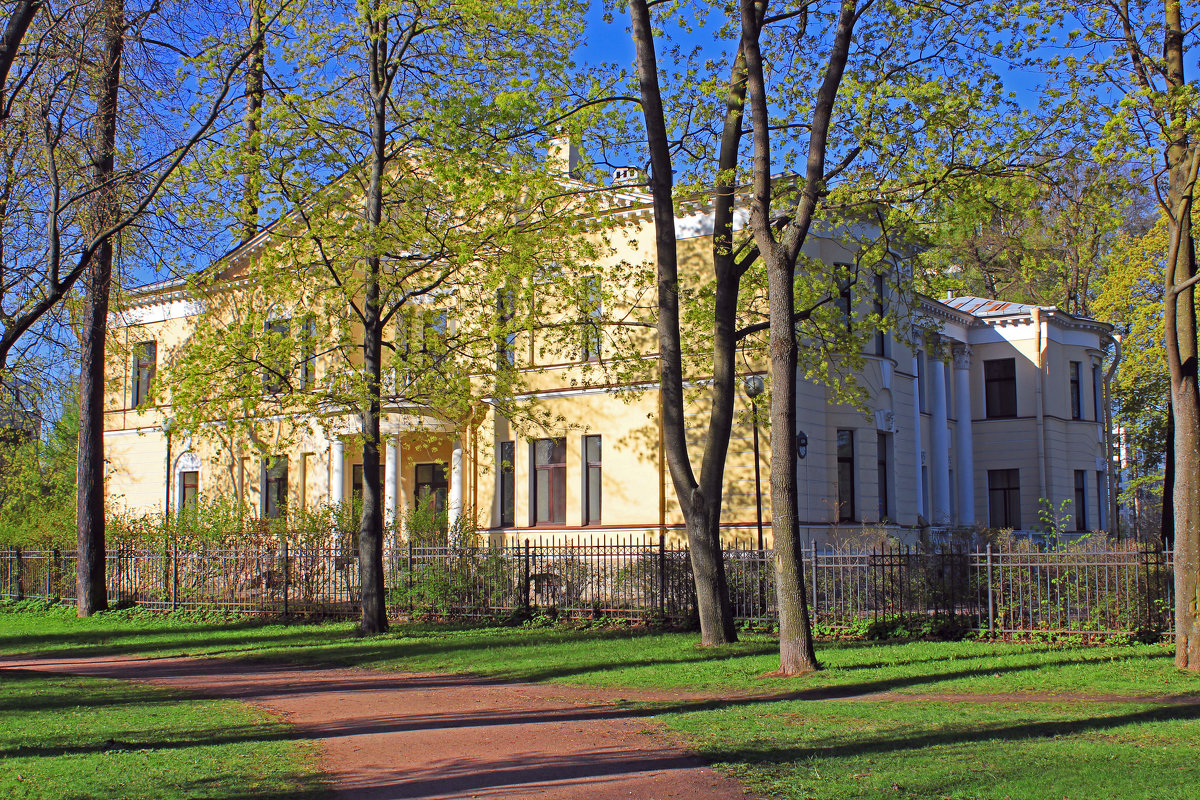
[0,397,77,548]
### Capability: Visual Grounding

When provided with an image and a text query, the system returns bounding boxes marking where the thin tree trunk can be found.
[0,0,42,114]
[628,0,735,644]
[76,0,124,617]
[240,0,264,243]
[1162,399,1174,548]
[357,7,389,635]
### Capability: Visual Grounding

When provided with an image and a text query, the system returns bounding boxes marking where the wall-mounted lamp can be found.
[797,431,808,459]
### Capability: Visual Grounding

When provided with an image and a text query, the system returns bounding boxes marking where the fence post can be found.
[14,545,22,601]
[986,544,995,636]
[522,539,531,613]
[282,539,290,617]
[658,533,666,615]
[52,548,61,602]
[811,543,817,615]
[171,543,179,611]
[407,537,414,615]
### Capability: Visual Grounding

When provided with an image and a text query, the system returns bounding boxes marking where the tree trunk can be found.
[1162,0,1200,671]
[0,0,42,112]
[240,0,264,243]
[1162,400,1175,548]
[764,248,817,674]
[628,0,736,645]
[76,0,124,617]
[356,7,389,636]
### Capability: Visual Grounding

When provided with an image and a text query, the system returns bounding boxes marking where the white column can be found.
[447,437,464,541]
[330,438,344,506]
[384,435,399,526]
[929,341,952,525]
[911,346,925,523]
[952,344,976,526]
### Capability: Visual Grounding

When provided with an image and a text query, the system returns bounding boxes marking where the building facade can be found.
[102,185,1116,545]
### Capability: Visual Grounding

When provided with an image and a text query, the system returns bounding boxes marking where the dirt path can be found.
[0,655,754,800]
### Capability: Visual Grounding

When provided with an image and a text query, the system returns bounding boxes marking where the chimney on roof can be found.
[946,290,953,300]
[548,132,581,178]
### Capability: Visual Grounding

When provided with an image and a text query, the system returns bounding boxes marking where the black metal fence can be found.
[0,538,1175,637]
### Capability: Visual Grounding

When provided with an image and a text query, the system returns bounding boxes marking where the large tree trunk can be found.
[1162,0,1200,671]
[76,0,124,616]
[628,0,736,645]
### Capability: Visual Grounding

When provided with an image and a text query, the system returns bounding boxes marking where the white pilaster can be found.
[447,437,464,541]
[330,438,345,506]
[911,346,925,523]
[952,344,976,526]
[384,435,399,526]
[929,341,952,525]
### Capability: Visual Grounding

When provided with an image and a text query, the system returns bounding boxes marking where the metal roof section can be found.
[943,296,1042,317]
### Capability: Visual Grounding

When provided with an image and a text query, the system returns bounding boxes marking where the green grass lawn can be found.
[0,668,326,800]
[3,600,1199,799]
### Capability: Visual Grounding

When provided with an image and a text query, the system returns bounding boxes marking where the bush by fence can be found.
[0,535,1174,638]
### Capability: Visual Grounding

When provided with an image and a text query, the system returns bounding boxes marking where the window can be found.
[583,435,601,524]
[533,437,566,524]
[131,341,156,407]
[873,272,886,357]
[987,469,1021,529]
[877,433,891,521]
[300,316,316,389]
[1096,470,1106,531]
[984,358,1017,418]
[497,289,517,367]
[581,277,602,361]
[836,429,855,522]
[263,319,290,393]
[1074,470,1088,531]
[835,272,853,332]
[263,456,288,520]
[422,311,448,354]
[414,463,448,514]
[1092,363,1102,421]
[180,471,199,510]
[1069,361,1082,420]
[351,463,385,501]
[498,441,515,527]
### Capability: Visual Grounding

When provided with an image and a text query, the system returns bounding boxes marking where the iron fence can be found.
[0,538,1175,637]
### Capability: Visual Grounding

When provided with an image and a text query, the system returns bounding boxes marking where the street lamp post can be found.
[743,375,766,551]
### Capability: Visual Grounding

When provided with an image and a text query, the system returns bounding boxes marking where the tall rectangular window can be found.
[873,272,886,357]
[264,319,290,393]
[1092,363,1102,421]
[583,435,601,524]
[1074,470,1088,531]
[836,274,853,332]
[498,441,515,527]
[180,471,199,510]
[581,277,602,361]
[876,433,891,521]
[131,341,157,407]
[1096,470,1106,531]
[836,429,855,522]
[300,316,316,389]
[1069,361,1082,420]
[534,437,566,524]
[415,463,447,514]
[352,464,387,501]
[497,289,517,367]
[984,358,1017,418]
[263,456,288,520]
[987,469,1021,529]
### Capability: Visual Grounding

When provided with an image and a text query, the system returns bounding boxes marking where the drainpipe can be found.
[1032,307,1048,507]
[1104,333,1123,538]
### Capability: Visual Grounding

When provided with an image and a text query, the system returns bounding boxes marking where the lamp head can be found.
[743,374,765,399]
